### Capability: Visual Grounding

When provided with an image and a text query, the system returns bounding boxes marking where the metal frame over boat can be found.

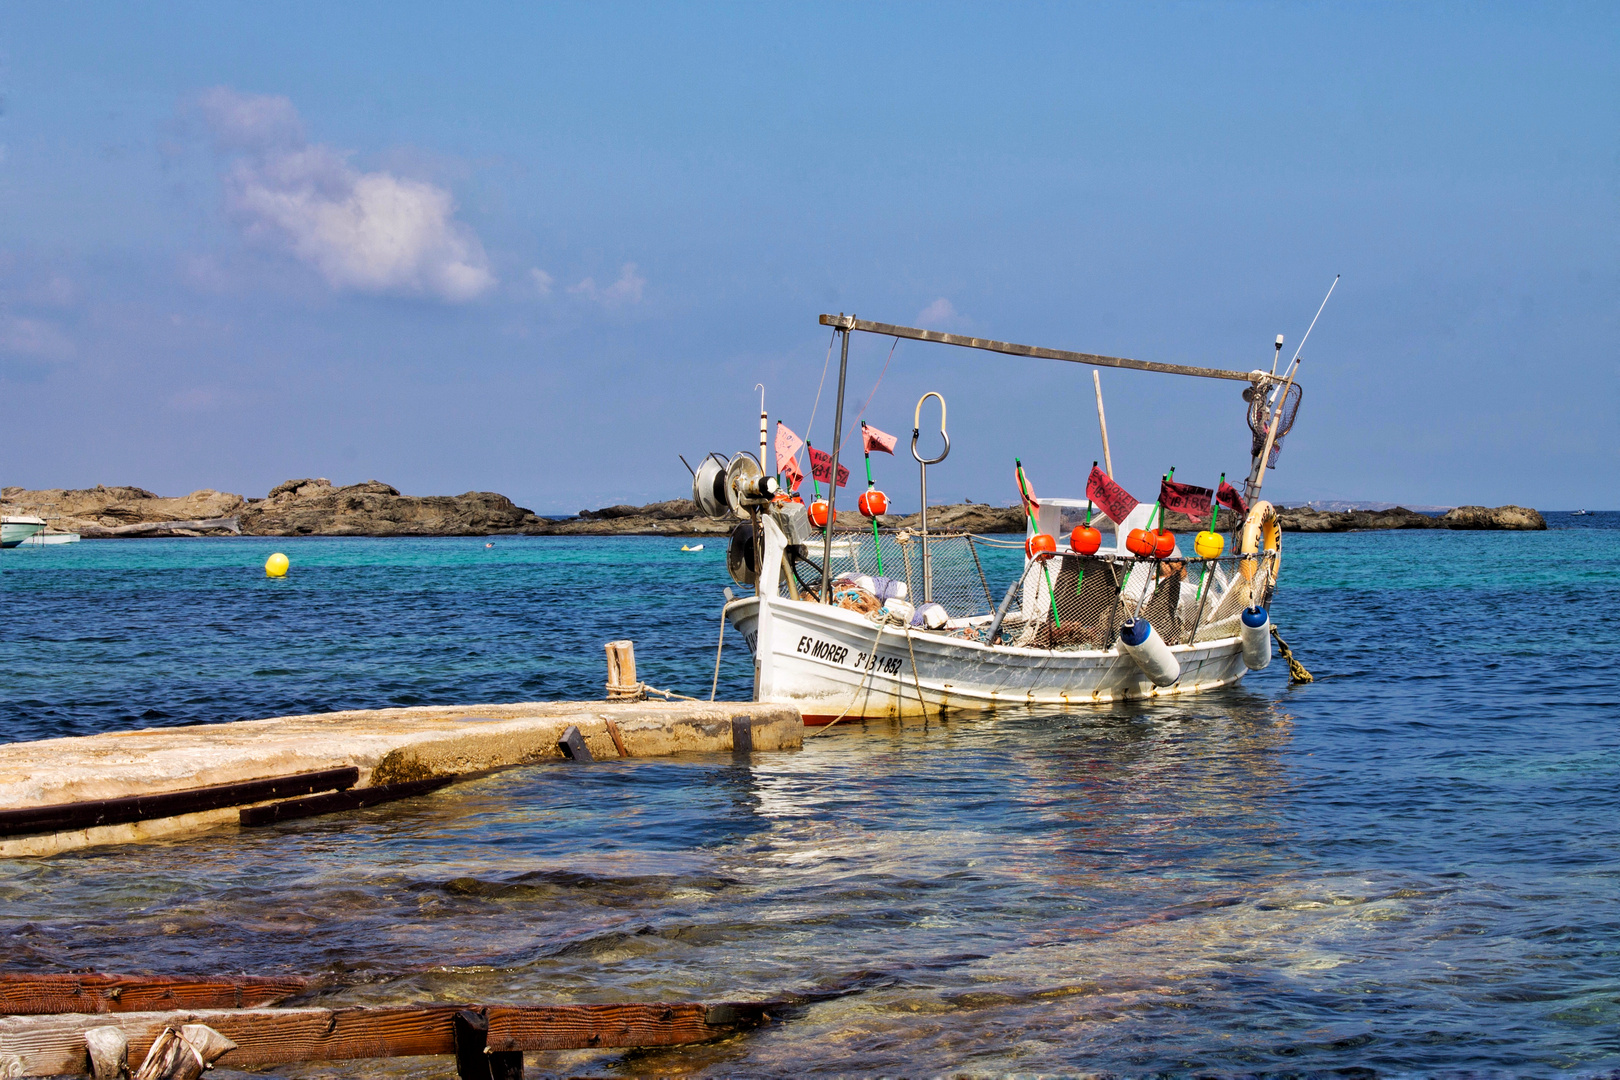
[690,307,1315,722]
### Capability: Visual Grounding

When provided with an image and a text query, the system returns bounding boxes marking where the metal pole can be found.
[1092,370,1114,478]
[821,323,851,602]
[756,384,767,471]
[919,457,930,602]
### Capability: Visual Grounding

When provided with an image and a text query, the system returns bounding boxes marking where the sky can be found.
[0,2,1614,513]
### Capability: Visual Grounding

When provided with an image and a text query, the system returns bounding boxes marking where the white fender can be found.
[1119,618,1180,687]
[1241,607,1272,670]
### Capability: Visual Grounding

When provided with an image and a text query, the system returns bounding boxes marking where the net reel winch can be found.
[691,451,799,587]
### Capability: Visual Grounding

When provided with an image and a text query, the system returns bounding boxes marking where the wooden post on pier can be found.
[604,640,641,700]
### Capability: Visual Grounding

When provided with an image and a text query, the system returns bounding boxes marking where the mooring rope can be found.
[1270,624,1313,684]
[808,622,887,737]
[709,606,727,701]
[903,627,930,717]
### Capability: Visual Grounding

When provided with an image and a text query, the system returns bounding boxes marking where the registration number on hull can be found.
[795,635,903,677]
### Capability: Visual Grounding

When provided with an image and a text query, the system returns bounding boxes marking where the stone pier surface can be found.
[0,701,801,858]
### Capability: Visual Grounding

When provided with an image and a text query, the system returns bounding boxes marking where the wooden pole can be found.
[819,314,1258,382]
[1092,370,1114,478]
[604,641,638,700]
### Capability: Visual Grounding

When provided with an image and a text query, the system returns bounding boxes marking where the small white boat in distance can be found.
[1,516,46,548]
[19,531,81,546]
[681,543,705,552]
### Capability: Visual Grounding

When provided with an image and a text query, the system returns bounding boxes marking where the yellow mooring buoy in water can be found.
[265,552,289,578]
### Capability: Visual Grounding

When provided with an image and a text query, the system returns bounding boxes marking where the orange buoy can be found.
[858,489,888,517]
[1126,528,1155,557]
[1070,524,1102,555]
[1026,533,1057,560]
[1152,529,1176,559]
[809,500,830,528]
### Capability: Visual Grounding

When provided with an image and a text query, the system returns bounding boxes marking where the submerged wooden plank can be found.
[0,1002,779,1077]
[0,768,359,839]
[0,973,309,1016]
[486,1001,778,1051]
[238,776,456,827]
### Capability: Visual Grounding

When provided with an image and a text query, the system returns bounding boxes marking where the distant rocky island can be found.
[0,479,1546,539]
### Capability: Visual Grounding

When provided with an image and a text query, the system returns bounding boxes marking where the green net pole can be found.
[1076,461,1097,596]
[862,434,884,575]
[1195,472,1224,601]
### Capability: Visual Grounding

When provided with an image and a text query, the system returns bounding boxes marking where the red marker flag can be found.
[1217,480,1248,518]
[808,444,850,488]
[861,422,898,455]
[775,421,803,475]
[1159,476,1214,524]
[1086,465,1138,525]
[782,455,804,492]
[1015,461,1039,516]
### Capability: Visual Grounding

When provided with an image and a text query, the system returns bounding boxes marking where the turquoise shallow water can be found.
[1,519,1617,1077]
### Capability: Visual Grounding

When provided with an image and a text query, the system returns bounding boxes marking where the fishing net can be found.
[1247,381,1302,468]
[785,529,1276,653]
[1006,550,1277,651]
[784,530,998,624]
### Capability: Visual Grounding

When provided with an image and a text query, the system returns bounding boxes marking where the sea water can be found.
[0,518,1616,1077]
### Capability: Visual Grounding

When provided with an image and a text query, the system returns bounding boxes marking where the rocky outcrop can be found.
[1276,506,1443,532]
[238,479,545,536]
[0,483,1550,538]
[0,485,246,537]
[1439,505,1546,530]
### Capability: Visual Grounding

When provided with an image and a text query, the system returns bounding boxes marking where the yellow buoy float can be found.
[1193,529,1225,559]
[264,552,289,578]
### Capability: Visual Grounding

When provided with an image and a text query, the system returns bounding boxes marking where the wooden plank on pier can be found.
[238,775,456,827]
[0,973,309,1016]
[0,768,360,839]
[0,1002,780,1076]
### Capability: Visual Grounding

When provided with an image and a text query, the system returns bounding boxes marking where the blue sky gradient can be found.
[1,2,1614,512]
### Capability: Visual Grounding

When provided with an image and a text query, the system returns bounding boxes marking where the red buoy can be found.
[1070,524,1102,555]
[857,489,888,517]
[1026,533,1057,560]
[809,500,830,528]
[1152,529,1176,559]
[1126,528,1155,557]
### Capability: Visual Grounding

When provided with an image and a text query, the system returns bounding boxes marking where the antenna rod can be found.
[1287,275,1339,372]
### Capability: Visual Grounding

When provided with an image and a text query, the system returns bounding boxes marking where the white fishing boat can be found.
[18,531,80,546]
[689,302,1325,723]
[1,516,47,548]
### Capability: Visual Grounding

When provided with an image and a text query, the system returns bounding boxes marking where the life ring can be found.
[1237,499,1282,607]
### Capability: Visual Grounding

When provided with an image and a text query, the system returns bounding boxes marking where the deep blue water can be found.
[1,516,1617,1077]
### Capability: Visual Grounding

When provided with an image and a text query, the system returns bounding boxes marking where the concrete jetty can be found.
[0,701,801,858]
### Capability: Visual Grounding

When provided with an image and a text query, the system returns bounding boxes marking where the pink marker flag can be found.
[861,422,898,455]
[775,421,804,475]
[808,445,850,488]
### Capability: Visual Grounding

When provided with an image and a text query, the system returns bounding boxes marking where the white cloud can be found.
[0,317,74,360]
[916,297,963,329]
[529,268,554,297]
[569,263,645,307]
[199,88,495,303]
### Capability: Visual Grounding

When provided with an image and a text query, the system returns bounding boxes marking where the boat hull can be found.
[726,595,1250,723]
[1,518,46,548]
